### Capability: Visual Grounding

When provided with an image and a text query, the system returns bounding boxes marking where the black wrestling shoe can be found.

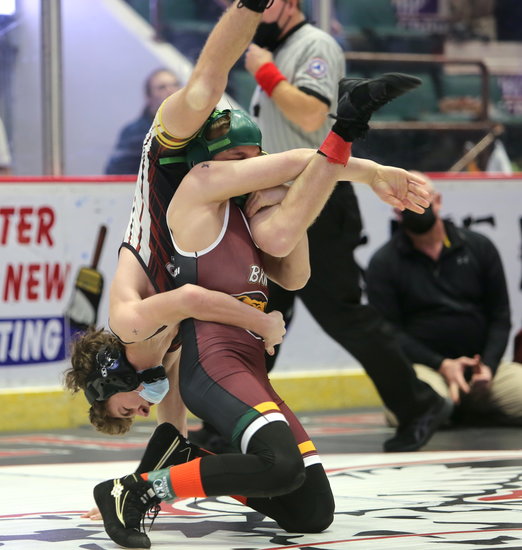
[94,474,161,549]
[136,422,207,474]
[331,73,422,140]
[383,395,453,453]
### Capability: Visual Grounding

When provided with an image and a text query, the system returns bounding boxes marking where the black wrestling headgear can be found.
[84,345,166,405]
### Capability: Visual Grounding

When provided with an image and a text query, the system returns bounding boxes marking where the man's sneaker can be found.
[136,422,208,474]
[94,474,161,549]
[383,395,453,453]
[332,73,422,140]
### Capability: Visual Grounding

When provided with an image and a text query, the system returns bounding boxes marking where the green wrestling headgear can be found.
[186,109,262,167]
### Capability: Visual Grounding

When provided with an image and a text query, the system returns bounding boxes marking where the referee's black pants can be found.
[266,183,437,424]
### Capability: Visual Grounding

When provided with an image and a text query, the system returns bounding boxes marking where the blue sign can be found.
[0,316,66,366]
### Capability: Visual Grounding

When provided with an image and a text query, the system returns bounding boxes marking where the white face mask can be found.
[137,377,170,404]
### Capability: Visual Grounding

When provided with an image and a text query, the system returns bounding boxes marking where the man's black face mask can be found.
[252,1,290,51]
[401,205,437,234]
[253,21,282,50]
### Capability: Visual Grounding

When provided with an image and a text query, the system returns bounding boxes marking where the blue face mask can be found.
[138,377,170,404]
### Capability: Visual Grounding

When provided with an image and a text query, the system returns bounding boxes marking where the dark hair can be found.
[144,68,178,97]
[64,327,133,435]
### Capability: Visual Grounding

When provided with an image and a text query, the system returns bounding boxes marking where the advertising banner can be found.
[0,178,134,387]
[1,175,521,383]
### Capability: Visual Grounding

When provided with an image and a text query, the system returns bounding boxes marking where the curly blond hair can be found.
[64,326,133,435]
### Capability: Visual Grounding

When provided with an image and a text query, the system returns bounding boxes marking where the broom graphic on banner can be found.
[65,224,108,337]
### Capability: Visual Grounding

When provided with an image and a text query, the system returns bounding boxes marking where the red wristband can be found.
[255,62,287,96]
[318,131,352,166]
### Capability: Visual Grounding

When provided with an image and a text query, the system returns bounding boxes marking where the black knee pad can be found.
[276,464,335,533]
[283,505,333,533]
[247,421,306,496]
[246,463,334,532]
[289,495,334,533]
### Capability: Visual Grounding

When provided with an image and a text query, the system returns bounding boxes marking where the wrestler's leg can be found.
[245,395,334,533]
[134,416,333,532]
[180,345,334,532]
[131,319,333,532]
[153,323,306,498]
[246,464,334,533]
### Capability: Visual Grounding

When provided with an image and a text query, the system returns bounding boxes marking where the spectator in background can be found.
[447,0,497,41]
[367,172,522,427]
[241,0,450,453]
[0,116,12,175]
[105,68,181,175]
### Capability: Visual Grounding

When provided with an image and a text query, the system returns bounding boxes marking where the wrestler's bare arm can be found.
[341,158,430,213]
[260,237,311,290]
[169,151,430,269]
[159,2,262,140]
[247,186,311,290]
[171,149,314,222]
[112,283,285,354]
[175,149,428,214]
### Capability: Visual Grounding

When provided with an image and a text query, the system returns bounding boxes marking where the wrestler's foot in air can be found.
[94,474,160,549]
[332,73,422,140]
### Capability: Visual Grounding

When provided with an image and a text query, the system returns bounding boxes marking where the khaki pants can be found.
[386,361,522,427]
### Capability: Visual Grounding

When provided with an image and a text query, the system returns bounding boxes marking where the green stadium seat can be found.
[125,0,211,33]
[442,74,482,97]
[160,2,197,21]
[437,73,506,123]
[335,0,397,32]
[335,0,437,55]
[418,111,476,123]
[373,72,438,121]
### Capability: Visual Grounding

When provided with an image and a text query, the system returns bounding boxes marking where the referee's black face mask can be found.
[253,21,281,50]
[253,1,290,50]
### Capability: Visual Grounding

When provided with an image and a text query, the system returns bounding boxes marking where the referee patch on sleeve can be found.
[306,57,328,79]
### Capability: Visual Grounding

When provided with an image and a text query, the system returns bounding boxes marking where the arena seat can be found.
[335,0,397,36]
[373,72,439,121]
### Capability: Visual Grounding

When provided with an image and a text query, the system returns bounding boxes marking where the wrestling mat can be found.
[1,450,521,549]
